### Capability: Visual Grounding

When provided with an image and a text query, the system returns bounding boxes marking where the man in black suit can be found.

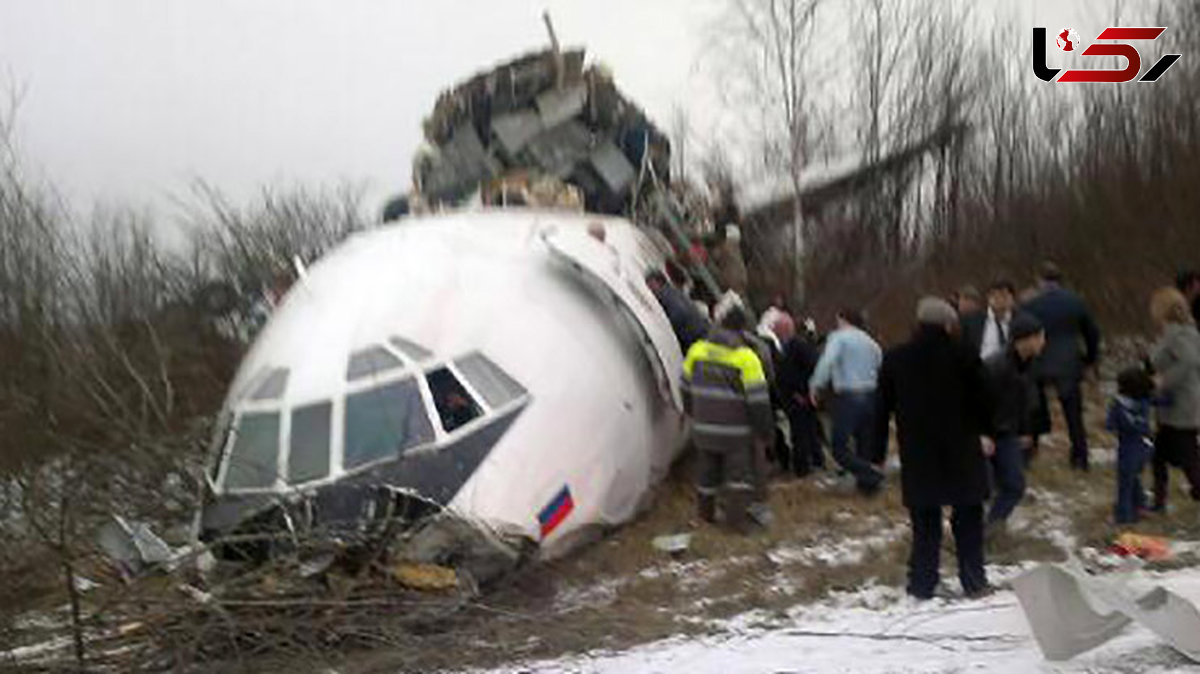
[776,319,826,476]
[962,279,1024,362]
[875,298,994,600]
[1021,262,1102,471]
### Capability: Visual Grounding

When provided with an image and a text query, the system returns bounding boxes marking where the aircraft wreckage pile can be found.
[407,46,671,214]
[395,44,724,299]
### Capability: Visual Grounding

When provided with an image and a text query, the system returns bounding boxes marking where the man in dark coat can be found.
[982,314,1045,532]
[647,270,711,353]
[1021,262,1101,471]
[776,320,826,476]
[875,297,994,600]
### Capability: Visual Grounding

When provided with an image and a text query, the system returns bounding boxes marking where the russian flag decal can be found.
[538,485,575,538]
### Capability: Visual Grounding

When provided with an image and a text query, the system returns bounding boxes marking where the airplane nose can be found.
[199,403,526,553]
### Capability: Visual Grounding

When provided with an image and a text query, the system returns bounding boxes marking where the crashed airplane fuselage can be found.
[198,209,687,574]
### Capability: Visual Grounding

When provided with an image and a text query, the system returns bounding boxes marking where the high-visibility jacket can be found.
[682,329,774,453]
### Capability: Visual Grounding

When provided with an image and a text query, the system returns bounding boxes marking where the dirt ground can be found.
[9,367,1200,674]
[334,378,1200,674]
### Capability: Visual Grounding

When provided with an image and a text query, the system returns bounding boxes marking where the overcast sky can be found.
[0,0,1134,227]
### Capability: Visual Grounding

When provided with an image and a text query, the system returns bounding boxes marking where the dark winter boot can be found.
[724,490,753,534]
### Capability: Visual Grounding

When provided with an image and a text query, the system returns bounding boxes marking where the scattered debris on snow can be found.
[479,568,1200,674]
[651,533,692,557]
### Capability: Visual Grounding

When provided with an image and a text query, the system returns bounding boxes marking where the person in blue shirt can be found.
[1107,365,1158,524]
[809,308,885,494]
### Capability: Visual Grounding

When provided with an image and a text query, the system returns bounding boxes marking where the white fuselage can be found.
[205,209,687,557]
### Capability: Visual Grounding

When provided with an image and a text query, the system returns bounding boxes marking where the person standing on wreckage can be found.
[874,298,995,600]
[682,303,774,532]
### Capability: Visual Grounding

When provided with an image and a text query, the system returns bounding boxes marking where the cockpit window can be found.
[288,401,331,484]
[426,367,483,433]
[343,377,434,470]
[346,346,404,382]
[453,353,527,408]
[222,412,281,490]
[389,336,434,362]
[249,368,289,401]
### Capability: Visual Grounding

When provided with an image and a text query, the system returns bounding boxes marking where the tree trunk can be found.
[60,494,86,671]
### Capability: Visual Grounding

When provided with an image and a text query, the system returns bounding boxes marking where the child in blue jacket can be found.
[1107,366,1158,523]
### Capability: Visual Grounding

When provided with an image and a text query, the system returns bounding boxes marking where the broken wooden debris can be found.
[393,562,459,591]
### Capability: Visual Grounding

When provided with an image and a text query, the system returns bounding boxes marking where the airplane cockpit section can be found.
[195,211,688,582]
[201,336,534,561]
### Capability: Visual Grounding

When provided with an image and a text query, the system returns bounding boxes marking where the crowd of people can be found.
[654,260,1200,600]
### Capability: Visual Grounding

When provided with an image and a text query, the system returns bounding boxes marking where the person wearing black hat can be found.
[982,313,1045,534]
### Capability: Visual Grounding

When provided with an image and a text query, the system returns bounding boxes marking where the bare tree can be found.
[182,180,369,331]
[716,0,825,303]
[850,0,915,261]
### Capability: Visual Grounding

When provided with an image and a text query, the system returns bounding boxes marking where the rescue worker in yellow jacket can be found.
[683,304,774,531]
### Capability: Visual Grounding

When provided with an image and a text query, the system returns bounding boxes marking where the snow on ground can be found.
[1012,486,1078,551]
[552,578,628,613]
[766,522,907,568]
[481,568,1200,674]
[556,520,909,615]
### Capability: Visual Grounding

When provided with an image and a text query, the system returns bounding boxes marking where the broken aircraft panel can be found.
[535,83,588,130]
[491,110,544,158]
[1013,559,1200,663]
[589,141,638,196]
[417,124,502,203]
[522,120,595,180]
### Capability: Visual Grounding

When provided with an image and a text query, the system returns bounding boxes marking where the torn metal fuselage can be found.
[198,404,533,582]
[1013,558,1200,663]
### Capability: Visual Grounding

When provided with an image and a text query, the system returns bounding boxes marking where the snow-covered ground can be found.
[482,568,1200,674]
